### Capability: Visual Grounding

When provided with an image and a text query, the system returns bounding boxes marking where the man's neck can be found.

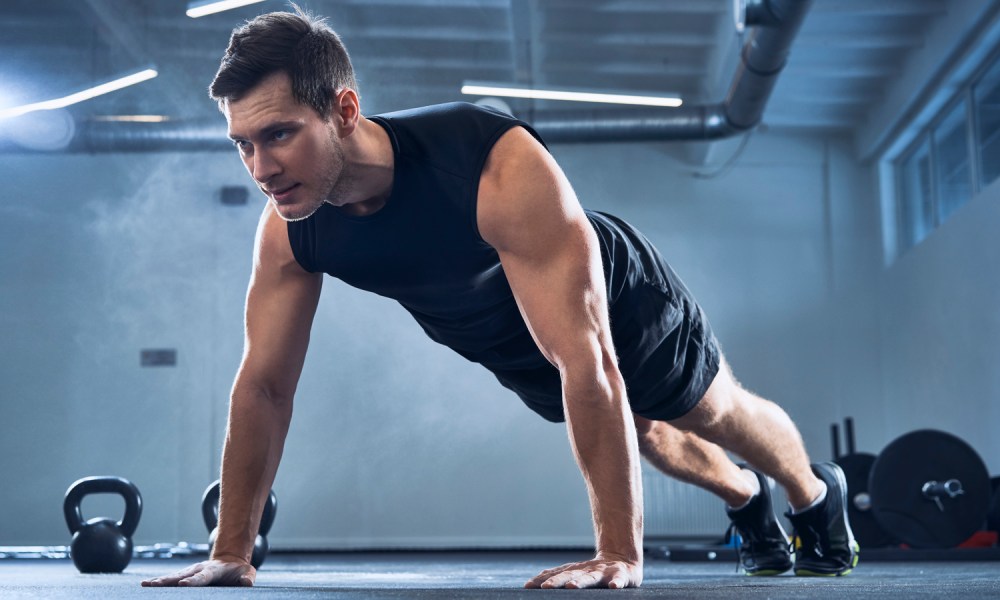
[334,117,395,217]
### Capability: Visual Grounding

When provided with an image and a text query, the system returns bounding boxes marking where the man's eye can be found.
[272,130,290,141]
[233,140,249,151]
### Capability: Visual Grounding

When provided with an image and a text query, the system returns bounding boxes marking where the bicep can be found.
[239,205,323,398]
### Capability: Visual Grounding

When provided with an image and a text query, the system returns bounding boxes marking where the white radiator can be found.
[642,465,731,538]
[642,465,791,538]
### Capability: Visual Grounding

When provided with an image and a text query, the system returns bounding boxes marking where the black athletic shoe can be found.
[786,462,860,577]
[725,469,794,576]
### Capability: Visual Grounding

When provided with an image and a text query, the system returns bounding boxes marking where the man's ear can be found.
[330,89,360,136]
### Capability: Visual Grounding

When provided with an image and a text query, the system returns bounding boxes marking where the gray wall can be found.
[5,124,979,550]
[1,152,256,545]
[874,179,1000,471]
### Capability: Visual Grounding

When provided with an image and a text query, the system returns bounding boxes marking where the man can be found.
[142,7,857,590]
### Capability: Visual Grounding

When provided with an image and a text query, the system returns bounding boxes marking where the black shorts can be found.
[491,247,721,424]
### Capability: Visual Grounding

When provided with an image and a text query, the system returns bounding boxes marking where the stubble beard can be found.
[276,133,346,223]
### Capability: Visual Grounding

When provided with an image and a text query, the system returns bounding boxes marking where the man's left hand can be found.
[524,555,642,589]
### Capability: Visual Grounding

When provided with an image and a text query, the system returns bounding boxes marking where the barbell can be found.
[869,429,991,549]
[832,420,993,550]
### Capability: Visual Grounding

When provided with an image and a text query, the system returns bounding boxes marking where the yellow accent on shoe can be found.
[794,542,859,577]
[746,568,788,577]
[795,569,843,577]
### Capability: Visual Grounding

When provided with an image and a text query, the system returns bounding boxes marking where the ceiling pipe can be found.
[528,0,814,142]
[77,119,231,152]
[0,0,811,152]
[0,118,232,153]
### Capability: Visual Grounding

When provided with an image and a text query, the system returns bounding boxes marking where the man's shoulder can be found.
[370,102,523,148]
[371,102,529,179]
[257,203,310,273]
[371,101,511,125]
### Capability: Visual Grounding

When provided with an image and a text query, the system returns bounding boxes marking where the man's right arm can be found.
[142,203,322,587]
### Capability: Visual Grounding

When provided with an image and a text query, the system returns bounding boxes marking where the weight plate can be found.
[835,452,894,548]
[869,429,991,549]
[987,477,1000,533]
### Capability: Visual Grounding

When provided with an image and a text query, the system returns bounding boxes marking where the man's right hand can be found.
[140,558,255,587]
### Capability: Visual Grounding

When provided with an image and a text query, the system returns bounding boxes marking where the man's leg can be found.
[656,357,824,509]
[636,356,856,576]
[633,391,797,577]
[633,414,759,508]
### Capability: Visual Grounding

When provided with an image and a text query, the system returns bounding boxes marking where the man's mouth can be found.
[268,183,300,202]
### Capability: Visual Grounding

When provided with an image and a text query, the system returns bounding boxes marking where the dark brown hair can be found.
[209,4,357,117]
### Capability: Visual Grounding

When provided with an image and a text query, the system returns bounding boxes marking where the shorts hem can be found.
[633,344,721,422]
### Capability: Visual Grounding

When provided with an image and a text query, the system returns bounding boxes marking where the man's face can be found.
[224,71,343,222]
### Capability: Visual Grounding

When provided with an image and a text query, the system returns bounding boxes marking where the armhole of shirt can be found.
[286,220,318,273]
[469,119,548,244]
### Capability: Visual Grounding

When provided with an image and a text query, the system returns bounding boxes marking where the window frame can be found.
[888,51,1000,258]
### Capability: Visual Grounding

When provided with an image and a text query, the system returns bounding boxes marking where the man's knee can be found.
[634,414,700,459]
[669,362,743,437]
[633,414,654,443]
[633,414,667,454]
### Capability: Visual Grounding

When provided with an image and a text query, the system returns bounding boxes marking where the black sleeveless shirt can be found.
[287,102,670,378]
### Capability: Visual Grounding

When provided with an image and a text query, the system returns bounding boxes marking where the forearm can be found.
[562,365,643,563]
[212,377,293,562]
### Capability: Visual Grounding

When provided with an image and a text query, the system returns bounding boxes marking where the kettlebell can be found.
[63,476,142,573]
[202,480,277,569]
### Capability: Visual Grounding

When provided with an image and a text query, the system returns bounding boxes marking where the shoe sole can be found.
[794,540,860,577]
[746,566,794,576]
[745,537,794,577]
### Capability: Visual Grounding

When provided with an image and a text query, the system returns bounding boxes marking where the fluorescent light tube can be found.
[461,84,682,108]
[187,0,267,18]
[92,115,171,123]
[0,69,158,121]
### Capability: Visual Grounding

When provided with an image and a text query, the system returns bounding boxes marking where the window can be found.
[898,136,933,250]
[889,47,1000,259]
[933,99,971,224]
[974,55,1000,187]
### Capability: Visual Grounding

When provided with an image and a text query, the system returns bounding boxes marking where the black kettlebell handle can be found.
[64,476,143,537]
[202,480,277,535]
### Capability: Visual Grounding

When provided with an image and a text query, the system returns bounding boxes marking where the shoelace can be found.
[790,523,824,559]
[725,522,743,573]
[726,520,772,574]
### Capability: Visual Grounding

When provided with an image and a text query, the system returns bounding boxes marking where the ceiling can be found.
[0,0,966,145]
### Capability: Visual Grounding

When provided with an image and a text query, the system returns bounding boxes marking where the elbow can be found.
[232,378,295,416]
[557,342,625,408]
[261,386,295,413]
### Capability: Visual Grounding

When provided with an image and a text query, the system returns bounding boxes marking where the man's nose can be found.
[252,150,280,184]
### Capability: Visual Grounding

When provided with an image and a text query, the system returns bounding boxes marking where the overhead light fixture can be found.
[92,115,171,123]
[0,69,158,121]
[186,0,267,18]
[461,82,682,108]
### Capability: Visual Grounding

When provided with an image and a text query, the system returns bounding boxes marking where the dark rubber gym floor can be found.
[2,551,999,599]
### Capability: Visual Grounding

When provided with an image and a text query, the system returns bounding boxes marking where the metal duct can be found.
[527,105,734,144]
[0,119,231,153]
[530,0,813,143]
[77,119,232,152]
[0,0,811,152]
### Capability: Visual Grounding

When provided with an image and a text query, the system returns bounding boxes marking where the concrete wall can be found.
[873,177,1000,473]
[0,127,887,548]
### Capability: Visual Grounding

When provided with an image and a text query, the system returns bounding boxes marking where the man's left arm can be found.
[477,127,643,590]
